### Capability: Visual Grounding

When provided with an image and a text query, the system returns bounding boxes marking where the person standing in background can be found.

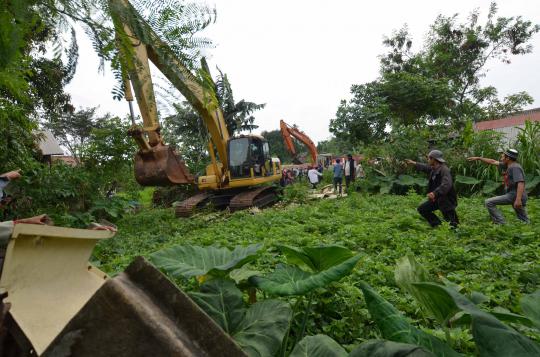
[333,159,344,195]
[344,154,356,190]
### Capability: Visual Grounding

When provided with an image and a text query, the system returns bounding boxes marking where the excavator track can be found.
[175,192,213,217]
[229,186,278,212]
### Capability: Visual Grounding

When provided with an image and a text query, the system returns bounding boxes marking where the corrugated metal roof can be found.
[475,107,540,131]
[37,130,64,155]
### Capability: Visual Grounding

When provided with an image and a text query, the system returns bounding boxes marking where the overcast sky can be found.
[66,0,540,144]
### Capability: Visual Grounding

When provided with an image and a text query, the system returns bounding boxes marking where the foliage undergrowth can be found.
[93,193,540,355]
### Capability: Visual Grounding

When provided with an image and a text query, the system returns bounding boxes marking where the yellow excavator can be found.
[110,0,281,217]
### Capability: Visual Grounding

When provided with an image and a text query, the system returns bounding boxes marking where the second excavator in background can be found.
[111,0,282,217]
[279,119,318,165]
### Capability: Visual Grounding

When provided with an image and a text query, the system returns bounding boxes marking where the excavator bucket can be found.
[0,224,246,356]
[134,143,195,186]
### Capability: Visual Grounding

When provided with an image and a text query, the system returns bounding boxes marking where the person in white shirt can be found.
[308,166,323,189]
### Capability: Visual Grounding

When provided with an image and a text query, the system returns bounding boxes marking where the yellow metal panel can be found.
[0,224,114,355]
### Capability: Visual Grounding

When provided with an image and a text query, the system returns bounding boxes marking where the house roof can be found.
[475,107,540,131]
[37,130,64,155]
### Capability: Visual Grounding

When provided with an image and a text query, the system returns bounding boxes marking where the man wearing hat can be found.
[467,149,529,224]
[405,150,459,228]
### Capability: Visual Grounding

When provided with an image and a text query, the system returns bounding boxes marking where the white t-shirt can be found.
[344,160,356,176]
[308,169,323,183]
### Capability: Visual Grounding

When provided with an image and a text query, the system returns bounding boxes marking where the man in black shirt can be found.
[405,150,459,228]
[467,149,529,224]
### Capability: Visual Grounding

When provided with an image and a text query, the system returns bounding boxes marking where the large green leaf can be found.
[525,175,540,193]
[455,175,481,185]
[190,279,292,357]
[521,289,540,329]
[482,180,501,194]
[413,282,540,357]
[277,245,354,272]
[289,335,347,357]
[349,340,435,357]
[150,243,263,278]
[394,255,454,325]
[395,175,416,186]
[358,282,460,357]
[189,279,244,334]
[251,255,361,296]
[233,300,292,357]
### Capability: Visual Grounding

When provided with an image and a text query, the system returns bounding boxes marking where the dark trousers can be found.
[345,175,354,189]
[333,177,342,194]
[310,182,318,189]
[417,200,459,227]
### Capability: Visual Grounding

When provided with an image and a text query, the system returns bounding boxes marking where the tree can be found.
[44,107,98,160]
[212,65,264,135]
[161,101,211,174]
[260,130,292,163]
[332,2,539,144]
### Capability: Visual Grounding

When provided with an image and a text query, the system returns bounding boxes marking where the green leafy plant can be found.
[189,279,292,357]
[150,243,263,280]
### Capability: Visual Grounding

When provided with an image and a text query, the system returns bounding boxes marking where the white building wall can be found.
[492,125,525,145]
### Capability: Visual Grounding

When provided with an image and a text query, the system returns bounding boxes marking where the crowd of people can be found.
[280,148,530,228]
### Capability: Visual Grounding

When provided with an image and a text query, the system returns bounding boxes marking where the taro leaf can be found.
[349,339,435,357]
[233,300,292,357]
[358,282,460,357]
[251,255,361,296]
[289,334,347,357]
[277,245,354,272]
[380,183,392,194]
[482,180,501,194]
[190,279,292,357]
[525,176,540,193]
[150,243,263,278]
[470,291,490,305]
[395,256,458,326]
[455,175,481,185]
[521,289,540,329]
[229,266,261,284]
[450,310,533,328]
[414,177,428,188]
[396,175,416,186]
[413,282,540,357]
[189,279,244,334]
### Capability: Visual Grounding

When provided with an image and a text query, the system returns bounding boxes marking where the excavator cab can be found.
[228,136,271,178]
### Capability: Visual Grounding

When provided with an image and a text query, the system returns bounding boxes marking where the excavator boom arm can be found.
[279,120,317,165]
[110,0,229,174]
